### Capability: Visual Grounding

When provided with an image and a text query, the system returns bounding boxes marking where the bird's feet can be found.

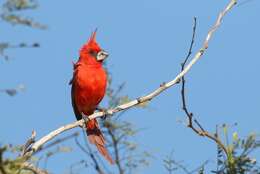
[96,106,113,120]
[81,112,89,128]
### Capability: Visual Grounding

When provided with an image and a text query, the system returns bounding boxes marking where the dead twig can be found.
[75,136,104,174]
[21,130,36,156]
[179,0,237,157]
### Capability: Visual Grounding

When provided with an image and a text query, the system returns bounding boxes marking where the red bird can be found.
[70,31,114,164]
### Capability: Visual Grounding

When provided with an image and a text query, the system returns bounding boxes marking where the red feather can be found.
[71,31,114,164]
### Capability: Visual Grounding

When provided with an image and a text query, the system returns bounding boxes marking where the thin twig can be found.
[75,137,104,174]
[181,17,197,130]
[81,125,111,174]
[173,161,191,174]
[24,0,237,158]
[179,0,238,157]
[70,160,88,174]
[182,17,197,68]
[21,130,36,156]
[107,125,124,174]
[189,160,209,174]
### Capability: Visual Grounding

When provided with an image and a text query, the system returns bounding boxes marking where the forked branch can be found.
[24,0,237,157]
[180,17,228,155]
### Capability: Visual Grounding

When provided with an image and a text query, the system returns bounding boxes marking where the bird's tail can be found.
[86,119,114,164]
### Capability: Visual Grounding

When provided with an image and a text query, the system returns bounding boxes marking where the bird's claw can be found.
[81,112,89,128]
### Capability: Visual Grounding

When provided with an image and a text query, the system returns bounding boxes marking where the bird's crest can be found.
[80,29,101,54]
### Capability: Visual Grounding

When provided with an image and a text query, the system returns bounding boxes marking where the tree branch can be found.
[179,0,238,157]
[24,0,237,157]
[75,137,104,174]
[21,130,36,156]
[106,124,124,174]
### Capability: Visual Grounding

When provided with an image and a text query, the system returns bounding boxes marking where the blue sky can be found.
[1,0,260,173]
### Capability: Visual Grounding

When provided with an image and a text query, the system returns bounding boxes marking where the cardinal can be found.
[70,31,114,164]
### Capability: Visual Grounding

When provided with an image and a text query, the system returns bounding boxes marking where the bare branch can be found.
[24,0,237,158]
[21,130,36,156]
[70,160,88,174]
[106,124,124,174]
[179,0,238,157]
[75,137,104,174]
[0,42,40,61]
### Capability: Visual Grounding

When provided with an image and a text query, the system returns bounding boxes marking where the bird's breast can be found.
[73,65,107,115]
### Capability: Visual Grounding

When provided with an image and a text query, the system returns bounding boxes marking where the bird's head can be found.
[80,31,109,64]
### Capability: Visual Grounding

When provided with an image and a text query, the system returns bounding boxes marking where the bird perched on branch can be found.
[70,31,114,164]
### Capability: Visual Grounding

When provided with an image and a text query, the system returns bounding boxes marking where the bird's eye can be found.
[89,50,97,57]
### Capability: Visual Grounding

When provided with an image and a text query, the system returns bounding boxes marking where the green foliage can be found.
[3,0,37,11]
[0,0,42,62]
[163,127,260,174]
[0,143,74,174]
[213,126,260,174]
[0,0,41,97]
[0,42,39,61]
[0,145,30,174]
[0,0,46,29]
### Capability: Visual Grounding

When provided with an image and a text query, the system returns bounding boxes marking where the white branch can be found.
[27,0,237,156]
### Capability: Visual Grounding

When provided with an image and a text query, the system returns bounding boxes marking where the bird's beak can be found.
[96,50,109,61]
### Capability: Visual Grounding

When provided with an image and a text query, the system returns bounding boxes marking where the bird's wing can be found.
[71,77,82,121]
